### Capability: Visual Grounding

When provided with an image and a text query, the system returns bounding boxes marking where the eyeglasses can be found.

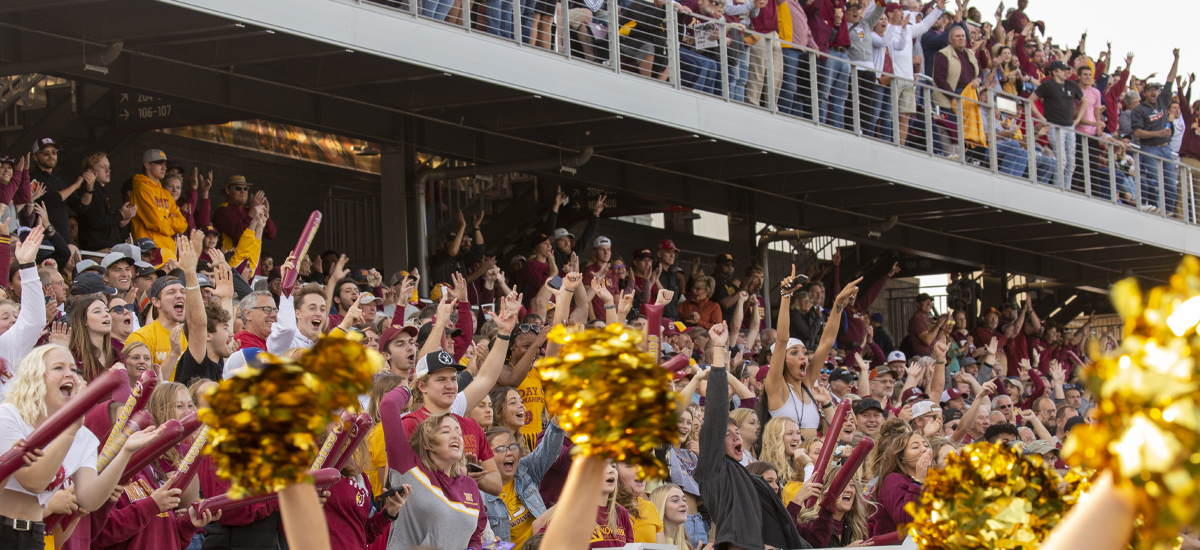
[516,324,541,335]
[249,306,280,314]
[492,444,521,455]
[108,305,136,315]
[612,264,625,270]
[230,185,250,192]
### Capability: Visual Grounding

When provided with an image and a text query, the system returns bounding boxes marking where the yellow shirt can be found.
[366,423,388,495]
[782,480,804,507]
[501,479,534,547]
[126,319,187,367]
[130,173,187,264]
[516,370,545,451]
[632,498,663,543]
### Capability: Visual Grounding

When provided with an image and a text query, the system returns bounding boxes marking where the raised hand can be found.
[986,337,999,357]
[493,292,521,333]
[1049,360,1065,381]
[709,321,729,347]
[616,288,635,320]
[14,225,45,264]
[30,181,46,202]
[456,210,466,230]
[562,271,583,292]
[436,294,455,322]
[47,320,71,347]
[169,324,184,357]
[341,295,367,328]
[452,272,470,303]
[471,211,484,228]
[32,202,50,229]
[212,263,234,300]
[655,288,675,306]
[176,235,199,273]
[833,277,863,314]
[890,262,901,276]
[592,193,608,216]
[590,276,613,304]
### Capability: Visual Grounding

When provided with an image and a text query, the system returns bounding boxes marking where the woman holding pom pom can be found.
[0,345,164,549]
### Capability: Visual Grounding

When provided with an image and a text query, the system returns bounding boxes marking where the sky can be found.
[970,0,1196,85]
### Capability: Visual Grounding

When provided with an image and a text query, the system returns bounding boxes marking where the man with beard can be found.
[175,236,234,384]
[77,151,137,250]
[28,137,87,247]
[126,274,187,364]
[213,175,277,249]
[235,290,277,351]
[972,307,1008,353]
[709,254,741,320]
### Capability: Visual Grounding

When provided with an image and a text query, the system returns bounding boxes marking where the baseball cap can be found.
[553,228,573,240]
[854,398,885,416]
[379,323,419,352]
[75,260,103,275]
[901,387,929,404]
[359,292,383,305]
[135,238,159,252]
[1024,440,1058,456]
[1063,415,1087,433]
[911,401,941,419]
[870,312,884,324]
[884,2,903,13]
[592,236,611,248]
[509,255,527,266]
[768,338,805,354]
[202,224,220,237]
[658,239,679,252]
[32,138,59,153]
[886,350,906,364]
[268,267,282,283]
[223,347,265,380]
[632,248,653,260]
[138,264,165,278]
[716,253,735,264]
[69,272,117,296]
[416,320,463,346]
[100,250,150,270]
[1144,81,1163,90]
[1003,377,1025,395]
[755,365,771,382]
[829,368,856,384]
[148,276,182,299]
[350,268,369,283]
[142,149,169,164]
[870,365,896,381]
[941,388,964,403]
[943,408,963,423]
[413,350,464,378]
[0,156,15,167]
[1046,60,1069,73]
[960,356,977,369]
[662,319,686,336]
[196,274,215,289]
[225,175,252,187]
[529,232,552,247]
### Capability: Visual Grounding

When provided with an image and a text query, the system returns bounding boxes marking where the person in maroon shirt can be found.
[906,293,946,357]
[1178,77,1200,196]
[321,438,407,550]
[518,233,555,308]
[1002,300,1034,376]
[746,0,782,108]
[972,307,1007,354]
[211,175,277,250]
[808,0,852,129]
[581,236,618,321]
[831,253,900,357]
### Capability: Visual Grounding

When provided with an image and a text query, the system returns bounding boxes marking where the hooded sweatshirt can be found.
[131,173,188,264]
[93,469,201,550]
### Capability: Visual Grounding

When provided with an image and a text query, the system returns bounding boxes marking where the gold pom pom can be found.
[535,324,679,479]
[1062,259,1200,550]
[906,443,1071,550]
[198,335,380,497]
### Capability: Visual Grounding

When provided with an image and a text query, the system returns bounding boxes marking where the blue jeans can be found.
[818,50,851,129]
[685,513,710,545]
[1047,126,1077,188]
[779,48,807,118]
[997,138,1030,178]
[680,47,720,96]
[729,49,750,103]
[421,0,455,21]
[186,532,205,550]
[485,0,516,39]
[519,0,536,43]
[1139,144,1179,212]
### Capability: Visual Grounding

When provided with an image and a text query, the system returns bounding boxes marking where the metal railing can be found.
[358,0,1198,224]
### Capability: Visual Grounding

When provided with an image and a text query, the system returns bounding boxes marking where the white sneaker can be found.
[1140,204,1159,213]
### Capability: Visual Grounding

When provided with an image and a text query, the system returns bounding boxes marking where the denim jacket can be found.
[482,420,565,542]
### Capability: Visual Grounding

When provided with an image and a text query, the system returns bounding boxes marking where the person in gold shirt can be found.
[483,421,565,548]
[125,275,187,375]
[130,149,188,265]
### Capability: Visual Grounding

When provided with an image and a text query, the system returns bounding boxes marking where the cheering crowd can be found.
[0,133,1196,550]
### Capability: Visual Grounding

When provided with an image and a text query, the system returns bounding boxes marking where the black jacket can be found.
[28,167,81,247]
[78,183,131,250]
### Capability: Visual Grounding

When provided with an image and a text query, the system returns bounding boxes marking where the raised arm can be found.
[380,385,419,472]
[766,266,800,410]
[179,233,208,365]
[694,323,731,483]
[417,295,456,361]
[951,380,996,444]
[461,292,519,412]
[809,277,862,388]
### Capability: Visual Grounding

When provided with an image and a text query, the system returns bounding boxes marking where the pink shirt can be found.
[1076,86,1102,136]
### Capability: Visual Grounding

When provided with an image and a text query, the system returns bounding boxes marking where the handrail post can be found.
[891,77,901,145]
[765,35,777,113]
[850,64,861,136]
[1133,152,1143,209]
[1024,103,1037,184]
[667,3,681,89]
[809,50,820,121]
[1081,133,1092,198]
[607,0,619,71]
[1158,158,1167,218]
[559,0,571,58]
[955,97,966,165]
[986,89,998,174]
[1107,142,1118,204]
[923,81,934,156]
[719,20,731,101]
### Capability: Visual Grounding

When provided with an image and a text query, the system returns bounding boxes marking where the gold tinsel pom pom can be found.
[197,335,381,497]
[906,443,1071,550]
[1061,257,1200,550]
[535,324,679,479]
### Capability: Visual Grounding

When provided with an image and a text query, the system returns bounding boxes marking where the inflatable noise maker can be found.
[0,369,124,481]
[280,211,322,297]
[197,333,378,498]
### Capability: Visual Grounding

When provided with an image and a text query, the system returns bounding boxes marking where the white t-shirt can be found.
[450,392,467,416]
[0,403,99,505]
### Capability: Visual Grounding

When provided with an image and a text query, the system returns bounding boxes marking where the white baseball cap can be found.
[413,350,464,378]
[593,236,611,248]
[553,228,574,240]
[887,350,907,364]
[223,348,265,380]
[912,400,941,419]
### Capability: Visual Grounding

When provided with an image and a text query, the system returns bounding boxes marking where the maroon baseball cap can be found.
[32,137,59,153]
[658,239,679,252]
[756,365,771,382]
[884,2,903,13]
[662,319,685,336]
[941,387,964,403]
[901,387,929,404]
[379,323,419,352]
[632,248,653,260]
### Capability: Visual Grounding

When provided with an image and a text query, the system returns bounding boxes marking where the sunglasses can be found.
[230,185,250,192]
[108,305,136,314]
[612,264,626,270]
[821,369,832,374]
[516,324,541,335]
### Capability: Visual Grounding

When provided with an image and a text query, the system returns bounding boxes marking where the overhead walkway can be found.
[1,0,1195,287]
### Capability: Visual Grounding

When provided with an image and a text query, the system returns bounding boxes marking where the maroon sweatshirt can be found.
[1180,87,1200,162]
[323,473,392,550]
[197,456,282,527]
[93,470,201,550]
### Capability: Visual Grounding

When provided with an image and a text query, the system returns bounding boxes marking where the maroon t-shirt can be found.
[519,259,552,304]
[402,408,496,464]
[582,264,618,321]
[234,330,267,352]
[589,505,635,548]
[323,473,391,550]
[907,314,935,356]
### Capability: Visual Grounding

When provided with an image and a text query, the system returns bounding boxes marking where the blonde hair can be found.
[541,464,623,537]
[409,412,468,477]
[759,416,801,483]
[794,464,874,543]
[729,408,757,459]
[6,345,75,425]
[368,374,405,423]
[146,382,189,467]
[649,484,691,550]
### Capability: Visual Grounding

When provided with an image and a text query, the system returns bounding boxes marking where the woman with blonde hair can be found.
[92,382,220,550]
[532,461,633,548]
[928,437,958,470]
[728,408,760,465]
[0,344,161,549]
[758,416,807,492]
[380,380,485,549]
[648,484,708,550]
[792,464,874,547]
[364,374,405,495]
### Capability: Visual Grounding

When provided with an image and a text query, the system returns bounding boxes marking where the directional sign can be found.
[113,90,234,131]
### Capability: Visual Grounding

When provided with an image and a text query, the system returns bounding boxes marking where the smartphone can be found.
[548,275,563,290]
[378,484,412,502]
[45,296,52,304]
[466,462,485,474]
[781,274,810,293]
[481,303,495,315]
